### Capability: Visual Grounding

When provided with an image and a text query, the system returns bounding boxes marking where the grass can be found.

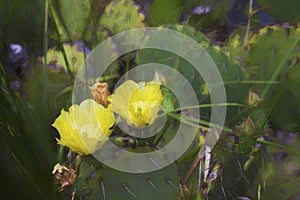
[0,63,62,199]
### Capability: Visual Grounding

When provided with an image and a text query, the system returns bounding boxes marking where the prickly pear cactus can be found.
[59,119,204,199]
[256,0,300,23]
[45,42,88,73]
[148,0,183,26]
[210,117,268,199]
[222,26,254,61]
[245,26,300,81]
[249,133,300,199]
[99,0,145,35]
[136,24,249,123]
[58,0,91,41]
[72,155,181,199]
[244,26,300,131]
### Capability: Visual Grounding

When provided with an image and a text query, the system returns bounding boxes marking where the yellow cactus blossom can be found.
[52,99,115,155]
[111,80,163,127]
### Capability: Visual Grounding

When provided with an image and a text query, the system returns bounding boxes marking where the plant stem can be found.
[261,38,300,98]
[244,0,253,46]
[171,103,244,112]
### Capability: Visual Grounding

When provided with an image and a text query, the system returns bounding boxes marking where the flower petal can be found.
[52,99,115,155]
[111,80,163,127]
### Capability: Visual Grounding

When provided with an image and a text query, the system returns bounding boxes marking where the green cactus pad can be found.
[136,24,248,123]
[148,0,183,26]
[73,155,182,199]
[257,0,300,23]
[99,0,144,35]
[245,26,300,81]
[58,0,91,41]
[245,26,300,131]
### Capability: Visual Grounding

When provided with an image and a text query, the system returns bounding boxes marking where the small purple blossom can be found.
[254,136,265,148]
[192,5,211,15]
[9,80,21,90]
[73,40,91,54]
[209,171,217,182]
[7,43,29,70]
[9,44,22,55]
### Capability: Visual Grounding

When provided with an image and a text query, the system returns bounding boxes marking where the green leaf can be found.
[23,68,72,120]
[45,43,87,73]
[287,57,300,93]
[148,0,183,26]
[99,0,144,35]
[49,0,69,42]
[62,43,87,73]
[256,0,300,23]
[45,47,67,71]
[268,88,300,131]
[58,0,91,41]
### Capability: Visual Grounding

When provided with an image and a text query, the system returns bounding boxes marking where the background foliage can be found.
[0,0,299,199]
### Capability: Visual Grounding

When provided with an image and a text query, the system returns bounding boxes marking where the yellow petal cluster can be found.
[111,80,163,127]
[52,99,115,155]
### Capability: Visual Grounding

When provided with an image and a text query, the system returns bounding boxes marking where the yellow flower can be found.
[111,80,163,127]
[52,99,115,155]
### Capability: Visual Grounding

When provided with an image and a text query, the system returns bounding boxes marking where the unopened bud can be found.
[246,90,262,107]
[90,82,111,107]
